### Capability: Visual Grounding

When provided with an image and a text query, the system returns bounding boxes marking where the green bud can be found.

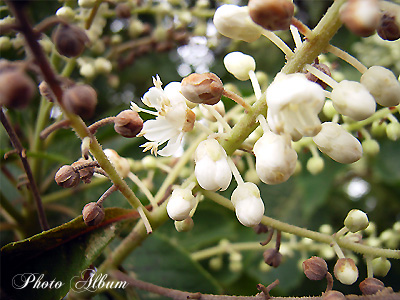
[362,139,380,156]
[372,257,391,277]
[386,122,400,141]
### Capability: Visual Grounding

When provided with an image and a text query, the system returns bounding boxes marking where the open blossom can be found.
[266,73,325,141]
[134,75,195,156]
[231,182,265,227]
[253,131,297,184]
[194,139,232,191]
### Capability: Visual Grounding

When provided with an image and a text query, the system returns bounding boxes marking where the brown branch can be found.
[0,109,49,231]
[111,271,400,300]
[40,119,71,139]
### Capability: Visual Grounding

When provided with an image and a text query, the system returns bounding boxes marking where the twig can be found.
[0,109,49,231]
[40,119,71,139]
[257,280,280,300]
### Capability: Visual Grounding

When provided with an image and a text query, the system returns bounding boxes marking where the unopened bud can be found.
[302,256,328,281]
[71,159,94,184]
[82,202,105,226]
[386,122,400,141]
[63,84,97,119]
[362,139,380,157]
[52,24,89,58]
[116,3,131,19]
[0,70,36,109]
[344,209,369,233]
[181,73,224,105]
[248,0,294,31]
[263,248,282,268]
[114,110,143,138]
[323,290,346,300]
[224,52,255,81]
[306,156,324,175]
[55,165,80,188]
[371,257,391,277]
[359,278,385,295]
[305,63,332,90]
[377,12,400,41]
[340,0,380,37]
[334,258,359,285]
[174,217,194,232]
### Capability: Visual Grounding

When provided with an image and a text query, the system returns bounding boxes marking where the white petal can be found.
[214,158,232,191]
[158,132,184,157]
[143,119,179,142]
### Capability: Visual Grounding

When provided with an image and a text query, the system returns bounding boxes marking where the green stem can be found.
[201,190,400,259]
[0,191,25,225]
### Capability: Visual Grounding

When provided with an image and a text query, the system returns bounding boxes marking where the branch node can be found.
[187,292,202,299]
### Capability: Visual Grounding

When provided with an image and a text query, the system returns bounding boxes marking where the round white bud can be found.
[56,6,75,22]
[80,63,95,78]
[223,52,256,81]
[306,156,325,175]
[167,188,196,221]
[331,80,376,121]
[371,257,391,277]
[312,122,362,164]
[94,57,112,74]
[334,258,359,285]
[344,209,369,233]
[386,122,400,141]
[361,66,400,107]
[213,4,262,43]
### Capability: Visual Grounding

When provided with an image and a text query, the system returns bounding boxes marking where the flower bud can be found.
[231,182,264,227]
[302,256,328,281]
[0,70,36,109]
[371,257,391,277]
[213,4,262,42]
[194,139,232,191]
[313,122,362,164]
[181,73,224,105]
[359,278,385,295]
[334,258,359,285]
[167,188,196,221]
[63,84,97,119]
[52,24,89,58]
[362,139,380,157]
[174,217,194,232]
[94,57,112,74]
[344,209,369,233]
[71,158,94,184]
[82,202,105,226]
[331,80,376,121]
[377,12,400,41]
[263,248,282,268]
[306,156,324,175]
[322,290,346,300]
[114,110,143,138]
[115,3,131,19]
[253,131,297,184]
[386,122,400,141]
[360,66,400,107]
[55,165,80,188]
[305,63,332,90]
[223,52,256,81]
[103,149,130,178]
[340,0,380,37]
[248,0,294,31]
[56,6,75,22]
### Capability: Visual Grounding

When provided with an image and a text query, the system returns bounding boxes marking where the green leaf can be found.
[0,207,137,300]
[123,233,223,299]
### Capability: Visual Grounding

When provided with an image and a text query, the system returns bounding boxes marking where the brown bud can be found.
[115,3,131,19]
[248,0,294,31]
[253,223,269,234]
[82,202,105,226]
[0,70,36,109]
[359,278,385,295]
[63,84,97,119]
[55,165,80,188]
[263,248,282,268]
[52,24,89,58]
[302,256,328,281]
[340,0,380,37]
[323,290,346,300]
[114,110,143,138]
[377,13,400,41]
[181,73,224,105]
[305,63,332,90]
[71,159,94,184]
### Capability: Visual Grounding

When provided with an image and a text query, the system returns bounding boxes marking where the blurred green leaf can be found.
[0,207,137,300]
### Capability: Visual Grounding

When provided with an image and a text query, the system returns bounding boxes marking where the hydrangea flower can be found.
[266,73,325,141]
[133,75,195,156]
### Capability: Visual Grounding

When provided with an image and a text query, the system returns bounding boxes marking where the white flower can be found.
[253,131,297,184]
[231,182,265,227]
[360,66,400,107]
[330,80,376,121]
[224,52,256,81]
[266,73,325,141]
[312,122,362,164]
[213,4,262,43]
[194,139,232,191]
[135,76,195,156]
[167,188,196,221]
